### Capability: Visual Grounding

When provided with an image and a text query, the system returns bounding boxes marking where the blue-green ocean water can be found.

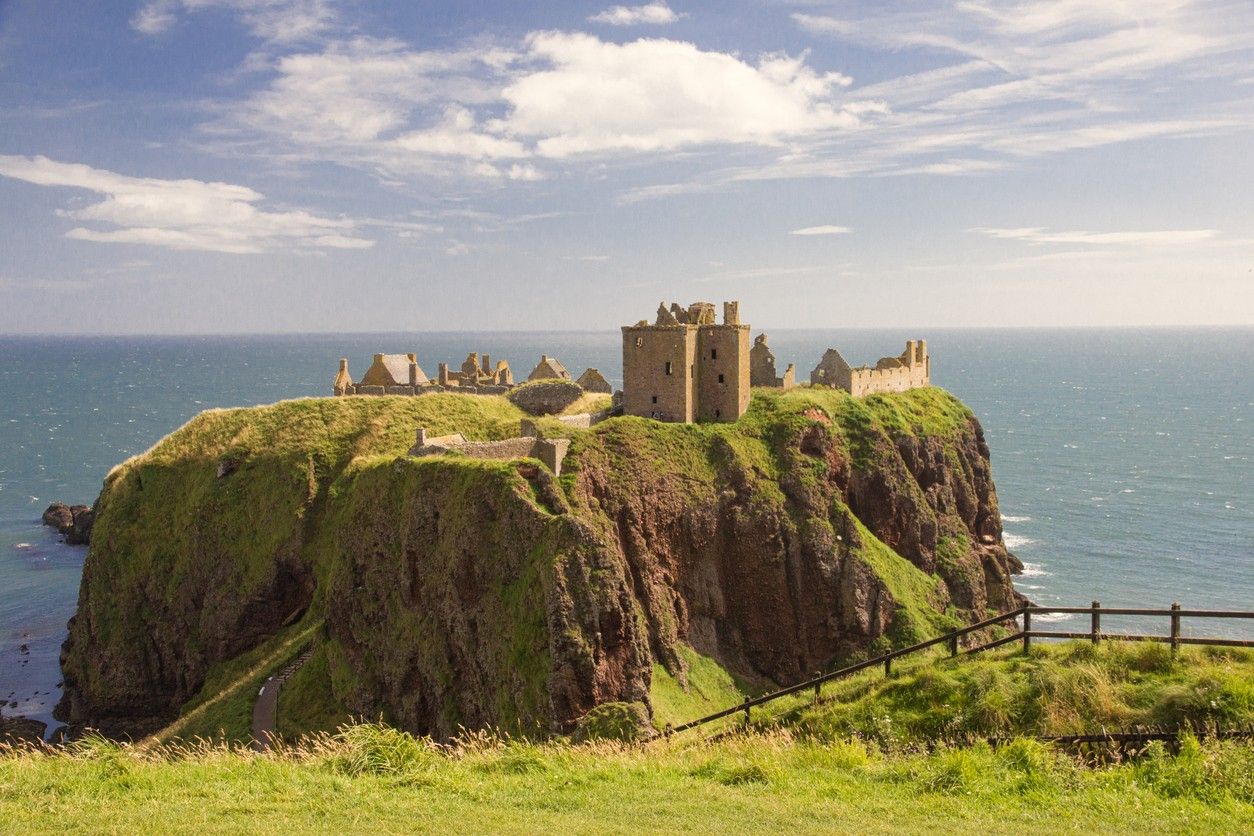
[1,329,1250,730]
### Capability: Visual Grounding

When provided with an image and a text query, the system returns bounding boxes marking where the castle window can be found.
[665,361,673,375]
[636,337,643,347]
[711,348,718,359]
[715,409,721,418]
[718,373,725,384]
[652,395,658,404]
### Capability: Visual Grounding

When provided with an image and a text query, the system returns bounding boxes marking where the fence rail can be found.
[664,602,1254,736]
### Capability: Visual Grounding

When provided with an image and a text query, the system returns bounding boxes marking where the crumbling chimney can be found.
[724,301,740,326]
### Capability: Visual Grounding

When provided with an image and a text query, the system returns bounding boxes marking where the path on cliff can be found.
[140,622,321,751]
[250,646,314,752]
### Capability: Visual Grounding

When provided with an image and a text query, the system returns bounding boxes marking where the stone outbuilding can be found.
[527,355,572,382]
[749,333,795,389]
[575,368,612,394]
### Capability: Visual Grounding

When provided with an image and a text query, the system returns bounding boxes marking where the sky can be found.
[0,0,1252,333]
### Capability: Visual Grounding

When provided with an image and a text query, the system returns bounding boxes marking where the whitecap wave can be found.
[1019,562,1050,577]
[1001,514,1031,523]
[1032,612,1072,623]
[1004,533,1035,549]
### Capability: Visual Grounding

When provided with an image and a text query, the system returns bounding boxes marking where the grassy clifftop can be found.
[59,386,1024,744]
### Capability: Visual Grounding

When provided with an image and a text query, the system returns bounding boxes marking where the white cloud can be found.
[0,155,373,254]
[499,33,861,158]
[445,240,469,256]
[789,225,851,236]
[218,31,873,176]
[589,3,682,26]
[133,0,336,44]
[971,226,1221,245]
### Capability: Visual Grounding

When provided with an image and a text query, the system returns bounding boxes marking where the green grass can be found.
[746,643,1254,746]
[843,511,959,646]
[1,727,1250,833]
[649,644,752,729]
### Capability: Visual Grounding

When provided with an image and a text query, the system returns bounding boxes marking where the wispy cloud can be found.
[179,1,1254,201]
[588,3,682,27]
[132,0,337,44]
[0,154,373,254]
[789,225,851,236]
[971,226,1221,245]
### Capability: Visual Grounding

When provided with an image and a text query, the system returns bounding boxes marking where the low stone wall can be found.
[848,365,929,397]
[448,437,538,461]
[342,383,513,397]
[408,428,573,476]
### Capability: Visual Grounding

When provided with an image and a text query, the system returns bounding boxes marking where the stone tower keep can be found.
[621,300,750,423]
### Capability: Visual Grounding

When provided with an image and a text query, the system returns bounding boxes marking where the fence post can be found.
[1091,600,1101,645]
[1022,608,1032,653]
[949,634,959,658]
[813,672,821,704]
[743,695,751,725]
[1170,602,1181,655]
[884,655,892,678]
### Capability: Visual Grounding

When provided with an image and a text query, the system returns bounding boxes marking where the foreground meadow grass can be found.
[3,727,1252,834]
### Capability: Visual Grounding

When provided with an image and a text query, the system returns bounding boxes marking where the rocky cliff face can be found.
[56,388,1021,740]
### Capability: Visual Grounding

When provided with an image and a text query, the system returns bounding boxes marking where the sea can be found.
[1,328,1251,732]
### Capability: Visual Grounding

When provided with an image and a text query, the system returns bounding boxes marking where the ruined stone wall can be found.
[848,362,929,396]
[695,325,750,421]
[410,431,572,476]
[446,437,538,461]
[621,325,696,423]
[343,384,512,398]
[847,341,930,396]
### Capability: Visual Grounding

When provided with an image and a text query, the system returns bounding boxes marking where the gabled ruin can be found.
[749,333,795,389]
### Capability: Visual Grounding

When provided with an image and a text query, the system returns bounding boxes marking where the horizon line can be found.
[1,323,1253,339]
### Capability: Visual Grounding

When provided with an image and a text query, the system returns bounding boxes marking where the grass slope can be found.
[741,643,1254,745]
[2,728,1250,834]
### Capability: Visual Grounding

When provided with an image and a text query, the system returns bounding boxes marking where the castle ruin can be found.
[333,351,608,399]
[810,340,930,396]
[749,333,795,389]
[621,301,750,423]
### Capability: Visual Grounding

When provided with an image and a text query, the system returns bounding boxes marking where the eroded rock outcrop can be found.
[56,389,1021,740]
[42,502,94,545]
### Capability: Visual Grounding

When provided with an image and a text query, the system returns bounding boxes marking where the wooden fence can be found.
[665,603,1254,736]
